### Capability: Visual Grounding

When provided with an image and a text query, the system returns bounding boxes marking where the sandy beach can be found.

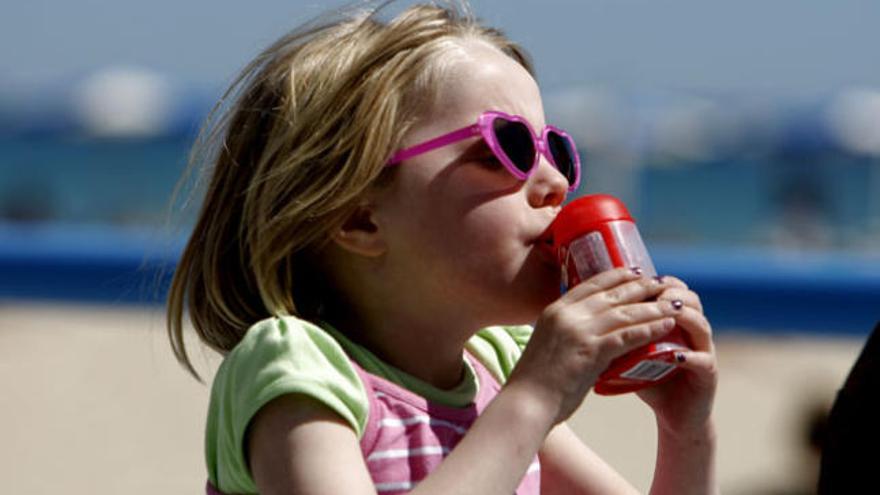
[0,302,867,494]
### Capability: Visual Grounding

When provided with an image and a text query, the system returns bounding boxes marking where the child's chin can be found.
[534,281,562,306]
[506,294,556,325]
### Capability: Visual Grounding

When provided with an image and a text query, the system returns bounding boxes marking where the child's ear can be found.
[331,203,387,257]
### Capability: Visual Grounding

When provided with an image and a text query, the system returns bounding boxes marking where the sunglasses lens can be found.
[547,131,579,187]
[492,117,535,174]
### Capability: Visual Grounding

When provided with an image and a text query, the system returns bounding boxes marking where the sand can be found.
[0,302,866,494]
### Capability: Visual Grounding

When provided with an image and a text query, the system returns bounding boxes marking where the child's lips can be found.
[532,232,557,266]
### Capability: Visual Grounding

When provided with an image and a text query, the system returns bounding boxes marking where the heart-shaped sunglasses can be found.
[387,110,581,191]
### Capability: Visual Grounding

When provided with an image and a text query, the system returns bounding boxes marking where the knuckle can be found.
[650,318,670,334]
[551,307,593,336]
[614,306,640,325]
[620,326,647,345]
[578,280,604,296]
[662,287,685,299]
[582,280,601,292]
[613,266,637,282]
[581,334,603,354]
[708,361,719,377]
[607,332,628,350]
[662,275,688,288]
[675,287,694,299]
[603,288,623,304]
[700,315,714,335]
[645,278,667,295]
[543,305,569,328]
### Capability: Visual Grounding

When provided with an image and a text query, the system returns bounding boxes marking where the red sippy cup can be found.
[547,194,691,395]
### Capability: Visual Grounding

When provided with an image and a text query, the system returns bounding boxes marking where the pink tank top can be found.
[206,354,541,494]
[353,354,541,494]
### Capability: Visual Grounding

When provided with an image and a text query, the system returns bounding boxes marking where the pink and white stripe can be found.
[355,356,541,494]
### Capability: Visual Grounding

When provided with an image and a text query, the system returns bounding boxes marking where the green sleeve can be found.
[465,325,533,384]
[205,316,369,494]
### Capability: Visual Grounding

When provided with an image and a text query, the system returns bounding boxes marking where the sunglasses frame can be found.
[386,110,581,191]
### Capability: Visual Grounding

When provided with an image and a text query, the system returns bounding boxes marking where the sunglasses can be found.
[386,110,581,191]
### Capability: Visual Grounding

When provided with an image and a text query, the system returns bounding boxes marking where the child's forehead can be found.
[424,41,545,129]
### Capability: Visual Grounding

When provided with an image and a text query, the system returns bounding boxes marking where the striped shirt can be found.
[204,319,538,494]
[206,354,541,494]
[354,355,541,494]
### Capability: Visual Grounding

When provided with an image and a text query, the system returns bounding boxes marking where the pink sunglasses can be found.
[386,110,581,191]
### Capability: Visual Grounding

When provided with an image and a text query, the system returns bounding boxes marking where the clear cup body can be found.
[559,220,656,292]
[558,219,688,395]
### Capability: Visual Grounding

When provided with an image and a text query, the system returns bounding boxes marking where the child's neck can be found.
[325,310,474,390]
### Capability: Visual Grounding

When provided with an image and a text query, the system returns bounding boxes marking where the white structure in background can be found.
[826,87,880,239]
[649,98,722,163]
[826,88,880,157]
[72,67,173,138]
[544,86,631,156]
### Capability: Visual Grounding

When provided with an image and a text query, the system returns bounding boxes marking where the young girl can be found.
[167,2,719,494]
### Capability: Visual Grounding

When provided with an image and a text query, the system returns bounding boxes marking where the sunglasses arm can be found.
[386,124,482,166]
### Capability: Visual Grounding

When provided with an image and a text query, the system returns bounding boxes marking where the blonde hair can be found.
[167,1,534,379]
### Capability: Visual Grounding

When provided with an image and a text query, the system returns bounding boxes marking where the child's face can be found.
[375,40,571,326]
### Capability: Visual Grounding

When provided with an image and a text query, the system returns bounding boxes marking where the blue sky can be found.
[2,0,879,97]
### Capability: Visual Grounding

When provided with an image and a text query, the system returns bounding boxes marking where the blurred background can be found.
[1,0,878,493]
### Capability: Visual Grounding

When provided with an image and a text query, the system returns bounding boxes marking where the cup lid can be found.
[550,194,634,249]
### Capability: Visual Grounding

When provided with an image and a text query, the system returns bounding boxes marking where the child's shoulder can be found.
[466,325,534,383]
[210,316,367,432]
[227,315,342,359]
[215,316,365,404]
[207,315,370,492]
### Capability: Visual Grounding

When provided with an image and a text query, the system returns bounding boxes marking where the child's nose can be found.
[526,157,569,208]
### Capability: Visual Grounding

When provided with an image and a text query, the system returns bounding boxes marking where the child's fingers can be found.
[563,269,677,313]
[596,317,677,361]
[559,267,642,301]
[672,306,714,353]
[674,350,716,374]
[592,300,684,335]
[672,350,718,388]
[655,275,689,290]
[590,276,672,310]
[656,287,703,313]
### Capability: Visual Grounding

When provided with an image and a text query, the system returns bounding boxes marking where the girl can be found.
[167,2,719,494]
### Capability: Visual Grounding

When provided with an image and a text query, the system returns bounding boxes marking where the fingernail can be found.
[671,299,684,311]
[653,275,665,284]
[630,266,643,276]
[675,352,687,363]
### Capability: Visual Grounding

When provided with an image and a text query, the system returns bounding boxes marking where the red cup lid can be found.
[549,194,634,249]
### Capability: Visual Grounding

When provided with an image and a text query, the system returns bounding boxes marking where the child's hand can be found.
[636,276,718,434]
[508,267,682,425]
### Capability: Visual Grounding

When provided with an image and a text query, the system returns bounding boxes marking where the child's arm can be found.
[249,267,684,494]
[641,276,719,495]
[248,394,376,495]
[249,374,641,495]
[525,275,719,495]
[648,417,718,495]
[247,378,566,494]
[535,417,718,495]
[538,423,640,494]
